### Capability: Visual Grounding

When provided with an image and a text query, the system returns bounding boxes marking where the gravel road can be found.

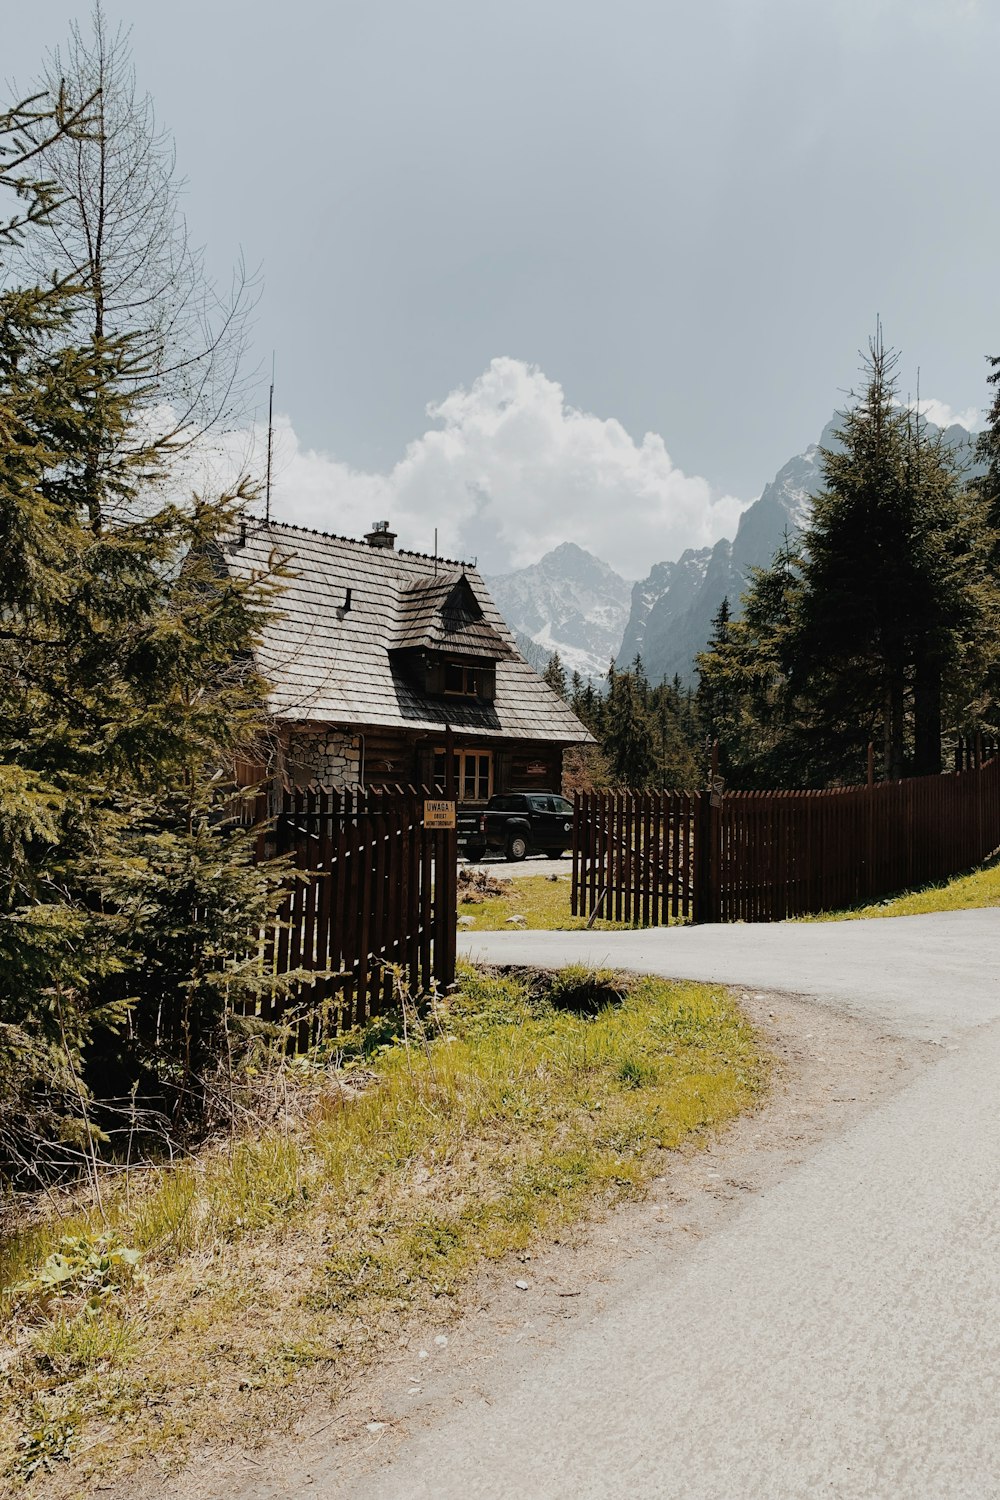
[174,909,1000,1500]
[320,909,1000,1499]
[460,854,575,879]
[462,907,1000,1042]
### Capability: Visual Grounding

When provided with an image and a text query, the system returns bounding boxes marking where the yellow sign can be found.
[424,799,456,829]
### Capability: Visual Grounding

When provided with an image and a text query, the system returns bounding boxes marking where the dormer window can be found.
[391,570,510,703]
[444,662,482,697]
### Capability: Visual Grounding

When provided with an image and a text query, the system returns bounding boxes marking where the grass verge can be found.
[0,963,766,1496]
[804,855,1000,921]
[459,873,646,930]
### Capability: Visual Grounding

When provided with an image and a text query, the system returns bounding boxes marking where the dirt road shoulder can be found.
[140,989,931,1500]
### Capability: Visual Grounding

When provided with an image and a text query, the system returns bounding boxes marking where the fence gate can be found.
[571,790,698,925]
[256,787,457,1031]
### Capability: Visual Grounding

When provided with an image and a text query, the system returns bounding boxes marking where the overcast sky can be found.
[8,0,1000,576]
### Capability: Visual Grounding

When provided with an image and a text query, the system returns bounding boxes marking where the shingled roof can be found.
[393,573,512,659]
[221,520,591,745]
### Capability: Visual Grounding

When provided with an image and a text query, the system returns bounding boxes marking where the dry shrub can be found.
[457,867,508,903]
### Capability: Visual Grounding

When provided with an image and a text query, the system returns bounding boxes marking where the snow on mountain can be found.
[488,541,632,680]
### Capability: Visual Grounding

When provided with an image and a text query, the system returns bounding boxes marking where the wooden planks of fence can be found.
[571,755,1000,926]
[571,790,697,925]
[255,786,457,1031]
[714,756,1000,922]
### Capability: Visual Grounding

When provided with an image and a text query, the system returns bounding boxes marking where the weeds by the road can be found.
[0,963,766,1496]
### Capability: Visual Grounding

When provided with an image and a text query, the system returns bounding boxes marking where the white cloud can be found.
[206,359,748,579]
[907,396,981,432]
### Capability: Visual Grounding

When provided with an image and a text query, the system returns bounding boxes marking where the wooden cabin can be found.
[222,518,591,803]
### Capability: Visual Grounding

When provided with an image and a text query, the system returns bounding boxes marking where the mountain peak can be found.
[543,540,592,560]
[489,407,982,688]
[487,545,631,679]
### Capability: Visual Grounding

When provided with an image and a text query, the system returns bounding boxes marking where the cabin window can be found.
[419,655,497,702]
[444,662,481,697]
[433,748,493,802]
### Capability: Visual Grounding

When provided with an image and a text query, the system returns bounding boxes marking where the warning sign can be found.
[423,799,456,829]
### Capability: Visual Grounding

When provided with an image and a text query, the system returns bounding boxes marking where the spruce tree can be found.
[977,355,1000,555]
[603,667,656,787]
[697,597,734,765]
[0,87,287,1171]
[696,547,804,786]
[542,650,568,698]
[795,333,985,779]
[699,332,992,788]
[974,355,1000,730]
[649,677,699,787]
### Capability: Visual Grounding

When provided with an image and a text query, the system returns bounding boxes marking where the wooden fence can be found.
[710,756,1000,921]
[255,787,457,1029]
[572,754,1000,925]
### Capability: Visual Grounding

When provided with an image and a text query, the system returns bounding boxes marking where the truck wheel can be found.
[545,849,565,859]
[506,833,528,862]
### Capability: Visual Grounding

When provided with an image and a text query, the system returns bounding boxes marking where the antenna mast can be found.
[265,352,275,524]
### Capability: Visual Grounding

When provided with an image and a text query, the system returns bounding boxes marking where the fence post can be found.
[571,791,579,918]
[693,785,721,923]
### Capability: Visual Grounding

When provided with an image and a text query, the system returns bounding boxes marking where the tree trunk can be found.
[913,649,943,776]
[887,663,906,781]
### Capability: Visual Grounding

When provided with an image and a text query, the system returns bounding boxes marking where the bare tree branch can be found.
[13,3,261,520]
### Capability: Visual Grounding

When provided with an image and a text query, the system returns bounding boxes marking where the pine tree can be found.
[0,86,287,1170]
[794,331,984,779]
[542,650,568,698]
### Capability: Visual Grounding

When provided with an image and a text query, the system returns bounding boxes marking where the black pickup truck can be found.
[460,790,575,862]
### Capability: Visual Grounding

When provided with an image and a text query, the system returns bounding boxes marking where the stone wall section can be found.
[281,725,361,791]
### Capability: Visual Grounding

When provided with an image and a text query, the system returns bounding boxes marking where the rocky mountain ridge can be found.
[491,414,980,686]
[487,541,632,679]
[616,419,839,682]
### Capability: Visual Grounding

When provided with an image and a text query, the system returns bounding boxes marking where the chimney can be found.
[365,519,396,550]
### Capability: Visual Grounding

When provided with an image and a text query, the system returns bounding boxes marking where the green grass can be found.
[459,873,659,930]
[0,963,766,1495]
[805,856,1000,921]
